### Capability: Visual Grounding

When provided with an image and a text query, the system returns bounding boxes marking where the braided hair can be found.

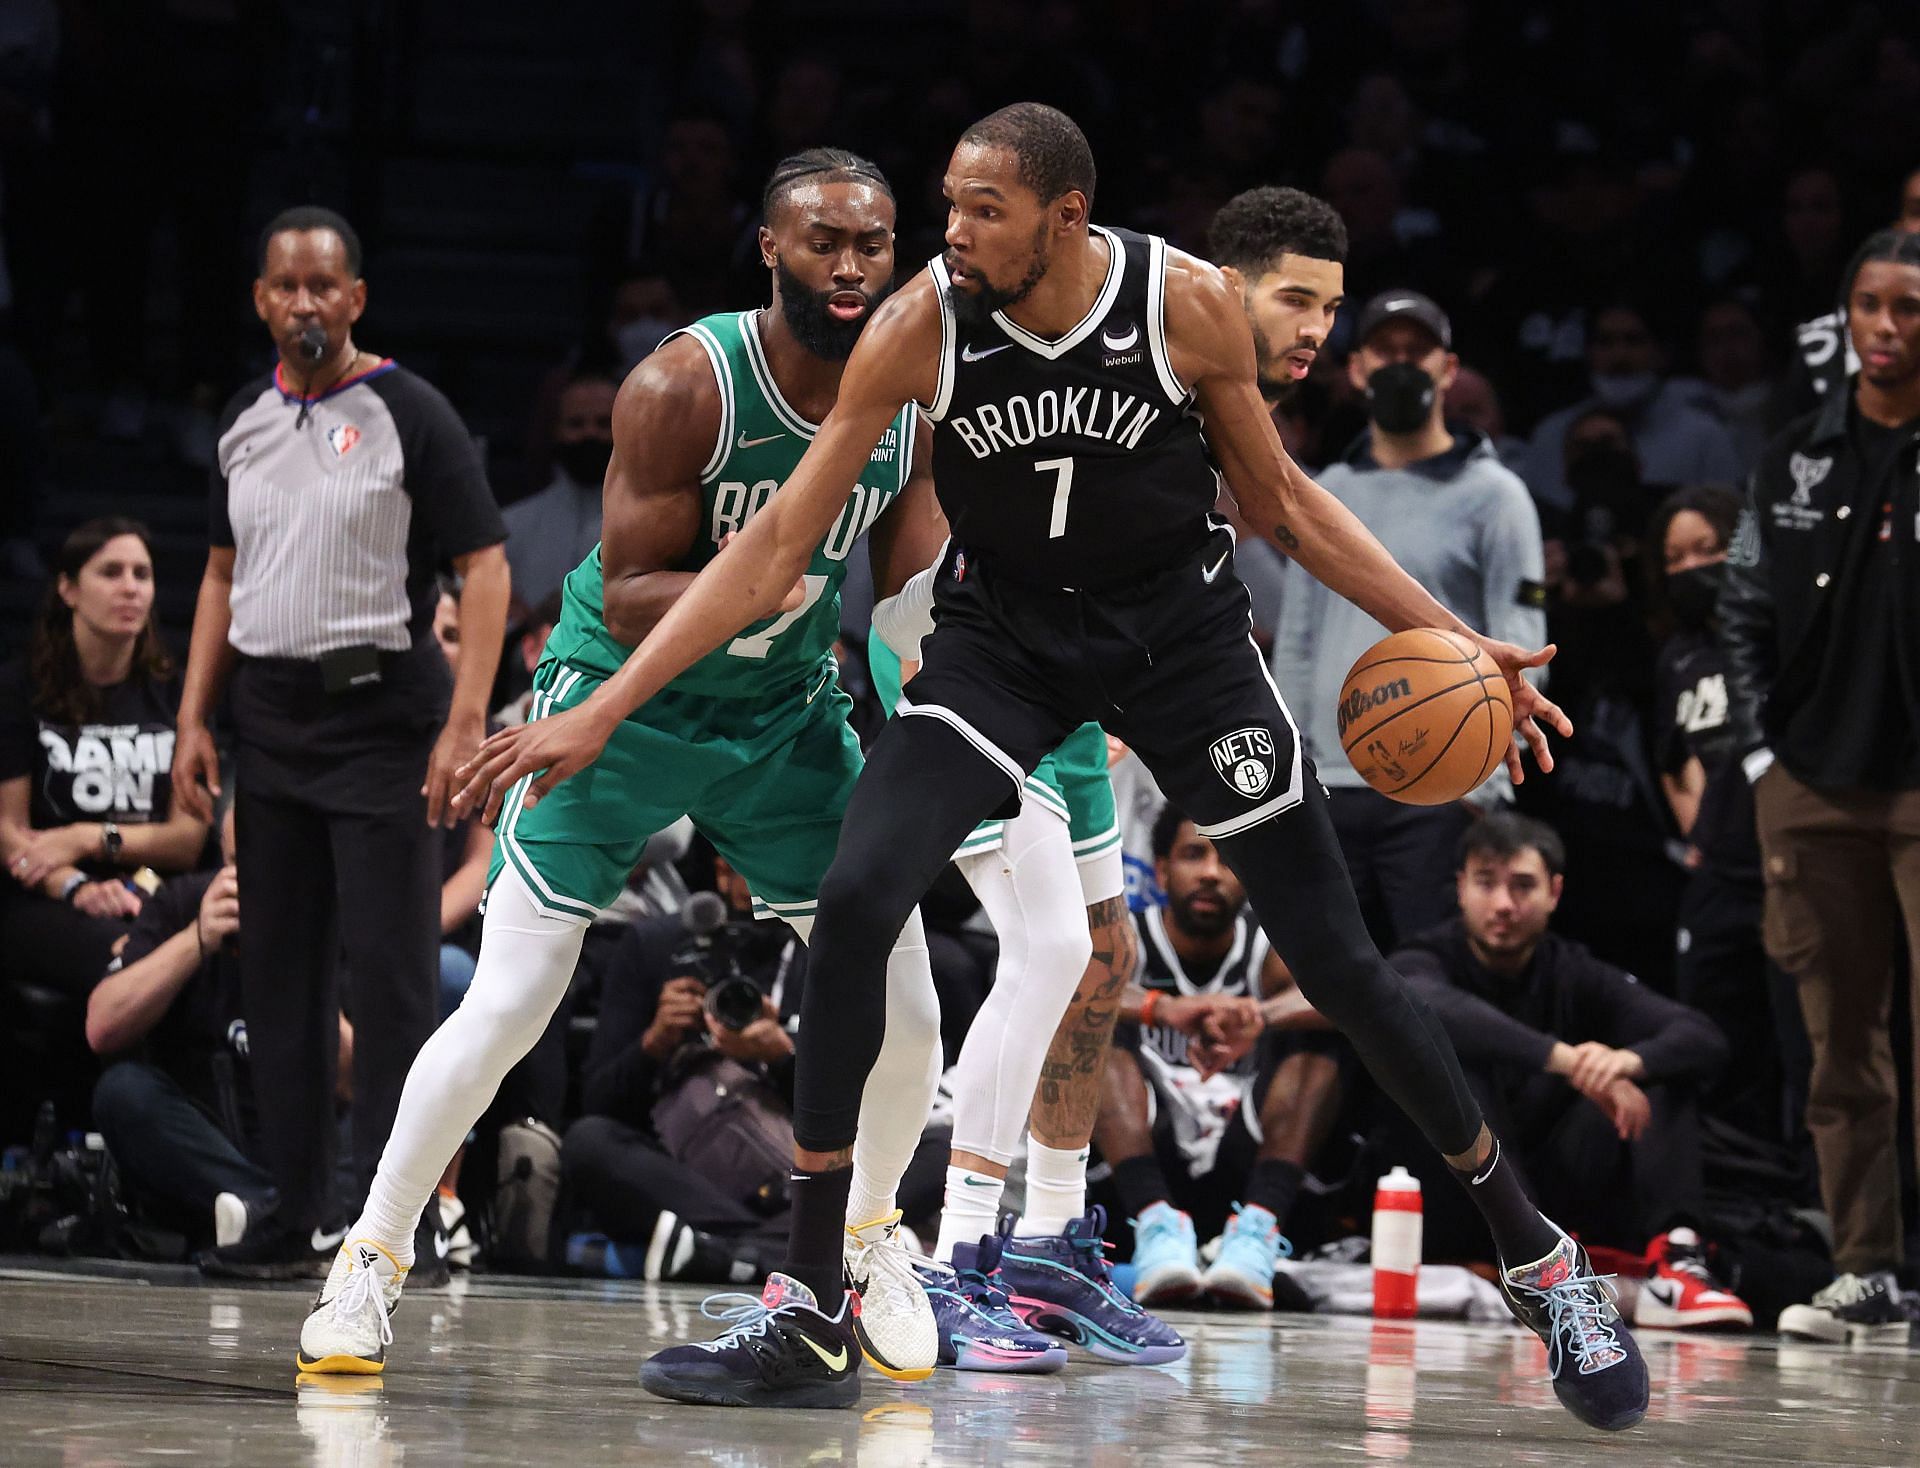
[761,148,894,225]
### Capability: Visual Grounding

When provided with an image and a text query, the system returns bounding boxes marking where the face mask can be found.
[1366,362,1436,435]
[556,437,614,488]
[1590,370,1658,408]
[1666,560,1726,628]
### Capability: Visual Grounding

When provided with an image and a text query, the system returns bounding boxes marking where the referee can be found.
[172,206,509,1277]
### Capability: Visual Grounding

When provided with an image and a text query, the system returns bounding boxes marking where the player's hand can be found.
[170,722,222,824]
[1597,1077,1652,1142]
[451,700,620,826]
[642,977,708,1059]
[1471,635,1572,783]
[424,707,488,828]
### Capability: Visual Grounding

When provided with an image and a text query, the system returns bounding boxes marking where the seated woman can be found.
[0,517,211,998]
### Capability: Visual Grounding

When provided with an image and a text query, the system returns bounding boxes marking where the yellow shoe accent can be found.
[847,1207,906,1238]
[860,1347,934,1383]
[294,1352,385,1376]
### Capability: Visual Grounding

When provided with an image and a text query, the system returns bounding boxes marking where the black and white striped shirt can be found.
[210,360,504,659]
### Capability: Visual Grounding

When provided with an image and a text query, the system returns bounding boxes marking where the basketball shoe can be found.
[1777,1271,1912,1344]
[915,1223,1067,1373]
[1202,1203,1288,1310]
[1633,1228,1752,1330]
[638,1273,861,1409]
[1500,1232,1649,1431]
[1130,1201,1204,1307]
[296,1239,408,1375]
[843,1210,937,1381]
[998,1207,1187,1364]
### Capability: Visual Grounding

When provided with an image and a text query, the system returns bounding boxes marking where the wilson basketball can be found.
[1338,629,1514,805]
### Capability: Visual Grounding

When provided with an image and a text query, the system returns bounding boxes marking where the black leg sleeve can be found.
[1213,787,1484,1159]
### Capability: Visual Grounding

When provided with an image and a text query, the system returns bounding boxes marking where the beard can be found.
[774,258,890,361]
[945,225,1050,330]
[1169,885,1241,939]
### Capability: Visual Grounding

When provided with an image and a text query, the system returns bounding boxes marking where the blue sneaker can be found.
[917,1226,1067,1373]
[1500,1233,1648,1432]
[998,1208,1186,1364]
[1202,1203,1288,1310]
[1130,1201,1203,1307]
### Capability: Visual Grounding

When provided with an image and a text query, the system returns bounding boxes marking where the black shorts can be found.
[904,525,1307,838]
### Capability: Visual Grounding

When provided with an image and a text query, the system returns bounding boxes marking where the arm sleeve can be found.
[1390,948,1558,1073]
[869,540,946,662]
[579,922,673,1123]
[1572,957,1730,1087]
[1476,474,1549,665]
[384,374,507,560]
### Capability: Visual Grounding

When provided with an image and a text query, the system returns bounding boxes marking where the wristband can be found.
[58,873,88,904]
[1139,989,1160,1027]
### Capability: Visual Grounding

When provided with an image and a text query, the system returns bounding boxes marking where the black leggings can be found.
[794,714,1483,1160]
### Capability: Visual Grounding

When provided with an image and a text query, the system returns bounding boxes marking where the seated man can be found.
[1391,811,1750,1330]
[85,806,275,1248]
[559,854,804,1284]
[1094,806,1345,1311]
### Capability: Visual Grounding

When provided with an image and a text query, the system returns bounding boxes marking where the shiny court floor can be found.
[2,1264,1916,1467]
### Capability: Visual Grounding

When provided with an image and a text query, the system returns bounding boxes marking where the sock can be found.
[845,1161,898,1234]
[1110,1154,1171,1222]
[935,1166,1005,1263]
[1243,1158,1305,1230]
[1454,1139,1559,1267]
[1017,1136,1090,1235]
[782,1165,854,1308]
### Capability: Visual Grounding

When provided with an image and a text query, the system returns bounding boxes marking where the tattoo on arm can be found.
[1028,901,1137,1144]
[1271,521,1300,552]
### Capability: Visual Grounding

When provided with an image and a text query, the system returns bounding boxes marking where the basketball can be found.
[1339,629,1514,805]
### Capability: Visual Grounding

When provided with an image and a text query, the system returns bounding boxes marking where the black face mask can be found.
[556,437,614,488]
[1666,560,1726,628]
[1366,362,1436,435]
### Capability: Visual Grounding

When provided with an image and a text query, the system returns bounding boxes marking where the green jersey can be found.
[545,309,918,700]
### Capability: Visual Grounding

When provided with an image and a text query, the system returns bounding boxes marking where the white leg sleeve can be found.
[949,804,1094,1166]
[354,869,585,1258]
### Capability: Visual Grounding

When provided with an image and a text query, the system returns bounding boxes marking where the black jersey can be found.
[924,226,1222,590]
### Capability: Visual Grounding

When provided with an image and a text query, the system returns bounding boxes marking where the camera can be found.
[671,891,769,1032]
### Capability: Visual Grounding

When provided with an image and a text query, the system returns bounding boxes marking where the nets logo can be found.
[1209,726,1275,798]
[1338,677,1412,740]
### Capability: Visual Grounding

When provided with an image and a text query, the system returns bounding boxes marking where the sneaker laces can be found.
[1132,1206,1187,1251]
[952,1264,1015,1314]
[1811,1273,1880,1310]
[850,1219,933,1303]
[331,1265,393,1349]
[1516,1272,1624,1377]
[1224,1204,1295,1260]
[698,1291,777,1348]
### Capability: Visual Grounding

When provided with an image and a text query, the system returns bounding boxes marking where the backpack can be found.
[489,1118,564,1270]
[652,1055,794,1215]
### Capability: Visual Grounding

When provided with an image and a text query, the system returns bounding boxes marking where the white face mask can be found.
[1590,370,1658,408]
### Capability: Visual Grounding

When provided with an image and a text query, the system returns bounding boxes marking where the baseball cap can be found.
[1356,290,1453,350]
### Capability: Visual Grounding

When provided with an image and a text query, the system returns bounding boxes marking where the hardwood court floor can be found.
[1,1263,1915,1466]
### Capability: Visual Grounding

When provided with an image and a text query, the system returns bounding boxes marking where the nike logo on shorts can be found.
[961,342,1010,362]
[737,431,785,449]
[1201,550,1230,584]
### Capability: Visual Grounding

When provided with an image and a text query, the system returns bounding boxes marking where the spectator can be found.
[1271,289,1545,953]
[1684,297,1775,477]
[173,206,509,1280]
[427,583,495,1019]
[1094,809,1341,1313]
[503,372,619,616]
[1722,228,1920,1336]
[1526,300,1741,512]
[1,518,209,997]
[85,801,280,1248]
[1392,813,1750,1331]
[1444,364,1528,469]
[1649,486,1808,1148]
[560,856,803,1284]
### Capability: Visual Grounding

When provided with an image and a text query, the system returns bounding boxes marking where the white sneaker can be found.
[1776,1271,1910,1344]
[296,1240,408,1375]
[844,1209,937,1381]
[213,1192,249,1250]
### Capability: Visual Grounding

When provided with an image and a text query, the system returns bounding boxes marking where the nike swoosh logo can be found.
[800,1334,849,1371]
[961,342,1010,362]
[737,431,785,449]
[1101,325,1139,351]
[435,1232,451,1259]
[1201,550,1230,584]
[961,1176,998,1187]
[805,667,834,704]
[313,1227,347,1253]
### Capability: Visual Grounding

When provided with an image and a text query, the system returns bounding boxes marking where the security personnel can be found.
[1721,227,1920,1315]
[172,206,509,1277]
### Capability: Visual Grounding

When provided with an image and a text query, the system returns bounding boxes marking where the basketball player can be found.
[458,107,1650,1432]
[294,151,953,1383]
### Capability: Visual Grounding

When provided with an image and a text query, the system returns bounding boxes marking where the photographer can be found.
[560,855,802,1281]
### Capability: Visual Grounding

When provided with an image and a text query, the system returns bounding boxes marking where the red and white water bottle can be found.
[1371,1165,1422,1319]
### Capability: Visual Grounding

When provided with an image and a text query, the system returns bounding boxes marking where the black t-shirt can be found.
[112,871,247,1098]
[1780,414,1920,789]
[0,660,181,867]
[1653,630,1760,884]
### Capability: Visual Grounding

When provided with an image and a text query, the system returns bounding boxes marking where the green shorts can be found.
[487,659,861,925]
[866,630,1118,867]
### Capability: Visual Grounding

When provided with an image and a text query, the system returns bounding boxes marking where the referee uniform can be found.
[209,356,504,1245]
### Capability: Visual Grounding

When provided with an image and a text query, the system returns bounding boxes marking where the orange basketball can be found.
[1338,628,1514,805]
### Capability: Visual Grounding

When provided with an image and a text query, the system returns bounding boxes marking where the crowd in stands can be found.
[3,2,1919,1338]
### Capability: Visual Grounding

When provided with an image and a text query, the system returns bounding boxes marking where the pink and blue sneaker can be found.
[916,1224,1067,1373]
[997,1207,1187,1365]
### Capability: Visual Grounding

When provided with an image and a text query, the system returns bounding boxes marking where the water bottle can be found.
[1371,1165,1422,1319]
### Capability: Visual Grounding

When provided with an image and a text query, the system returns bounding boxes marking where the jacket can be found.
[1720,386,1920,767]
